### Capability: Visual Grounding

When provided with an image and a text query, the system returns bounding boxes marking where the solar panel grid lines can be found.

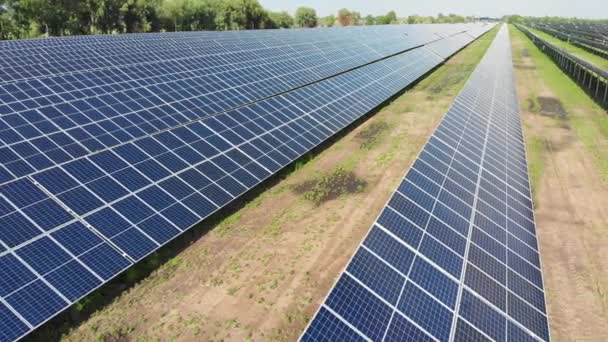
[0,29,491,186]
[0,30,482,187]
[0,25,456,79]
[300,24,550,342]
[447,37,503,342]
[0,23,496,341]
[0,27,408,73]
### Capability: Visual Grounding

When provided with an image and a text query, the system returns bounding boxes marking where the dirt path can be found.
[510,26,608,341]
[52,29,499,342]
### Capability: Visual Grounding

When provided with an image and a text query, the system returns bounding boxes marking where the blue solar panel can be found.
[0,22,494,340]
[301,25,550,342]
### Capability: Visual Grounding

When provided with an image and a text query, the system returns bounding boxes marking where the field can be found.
[510,24,608,340]
[30,27,503,342]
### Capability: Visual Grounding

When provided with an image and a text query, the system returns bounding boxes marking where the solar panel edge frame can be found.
[298,24,500,342]
[0,24,496,342]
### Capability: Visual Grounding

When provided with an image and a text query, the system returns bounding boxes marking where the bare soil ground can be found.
[510,26,608,341]
[44,28,499,342]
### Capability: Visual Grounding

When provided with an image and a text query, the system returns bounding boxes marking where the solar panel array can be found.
[0,23,494,341]
[301,25,550,342]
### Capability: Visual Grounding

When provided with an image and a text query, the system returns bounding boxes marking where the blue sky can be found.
[259,0,607,19]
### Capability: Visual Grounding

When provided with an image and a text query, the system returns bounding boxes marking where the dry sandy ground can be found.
[511,26,608,341]
[45,30,499,342]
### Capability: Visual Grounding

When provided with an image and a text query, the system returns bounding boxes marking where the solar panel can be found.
[301,24,550,342]
[0,25,493,183]
[0,23,494,340]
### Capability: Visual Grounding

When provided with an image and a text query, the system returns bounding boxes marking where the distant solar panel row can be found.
[0,24,479,82]
[301,25,550,342]
[0,25,490,187]
[0,23,494,341]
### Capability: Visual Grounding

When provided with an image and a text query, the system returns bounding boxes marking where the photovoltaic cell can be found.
[301,25,550,341]
[0,23,494,340]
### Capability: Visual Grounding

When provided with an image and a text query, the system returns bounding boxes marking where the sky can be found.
[259,0,607,19]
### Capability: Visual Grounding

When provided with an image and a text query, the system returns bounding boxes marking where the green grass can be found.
[418,25,500,98]
[355,120,390,150]
[293,165,366,205]
[526,26,608,70]
[510,25,608,181]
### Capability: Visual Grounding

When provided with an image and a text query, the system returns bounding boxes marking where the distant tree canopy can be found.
[320,14,335,28]
[376,10,397,25]
[294,6,316,28]
[337,8,353,26]
[268,10,293,29]
[0,1,491,40]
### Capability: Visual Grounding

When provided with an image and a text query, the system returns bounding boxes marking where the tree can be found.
[95,0,125,33]
[377,10,397,25]
[215,0,270,30]
[268,10,292,28]
[121,0,161,33]
[320,14,335,27]
[351,11,361,25]
[384,10,397,24]
[506,15,524,23]
[337,8,351,26]
[189,0,221,31]
[364,14,375,26]
[161,0,189,31]
[294,6,316,28]
[16,0,83,36]
[0,1,15,39]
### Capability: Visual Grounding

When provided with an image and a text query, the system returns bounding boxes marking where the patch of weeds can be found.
[215,212,242,236]
[152,256,184,284]
[291,154,315,172]
[526,97,541,112]
[208,278,224,287]
[292,166,367,205]
[355,121,390,150]
[99,325,135,341]
[224,318,241,329]
[72,291,105,315]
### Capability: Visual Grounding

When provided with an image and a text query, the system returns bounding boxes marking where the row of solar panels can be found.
[0,26,488,187]
[0,24,487,52]
[0,24,486,80]
[0,23,494,341]
[301,24,550,342]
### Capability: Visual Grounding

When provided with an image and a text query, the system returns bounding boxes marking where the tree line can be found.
[0,0,473,40]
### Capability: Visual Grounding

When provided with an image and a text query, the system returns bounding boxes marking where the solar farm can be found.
[0,17,607,342]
